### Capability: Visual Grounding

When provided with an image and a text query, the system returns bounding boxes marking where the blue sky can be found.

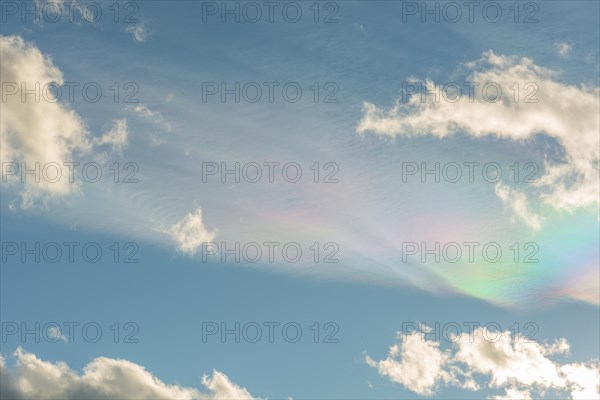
[1,1,599,399]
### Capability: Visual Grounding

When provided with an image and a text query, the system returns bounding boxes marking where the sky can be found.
[0,0,599,399]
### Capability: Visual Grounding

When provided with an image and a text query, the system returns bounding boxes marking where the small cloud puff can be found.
[555,42,573,58]
[126,21,151,43]
[159,207,217,255]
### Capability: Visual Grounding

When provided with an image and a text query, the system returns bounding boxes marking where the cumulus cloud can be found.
[366,325,600,399]
[453,331,564,389]
[365,333,452,395]
[357,51,600,216]
[0,35,91,206]
[560,362,600,400]
[491,387,532,399]
[201,371,256,399]
[159,207,217,255]
[0,348,256,400]
[0,35,129,208]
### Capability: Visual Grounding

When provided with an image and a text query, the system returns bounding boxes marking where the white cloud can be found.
[159,207,217,255]
[366,325,600,399]
[0,348,257,400]
[453,330,565,389]
[94,119,129,154]
[0,35,91,207]
[46,327,68,343]
[494,182,542,230]
[201,371,256,399]
[0,35,130,208]
[357,51,600,215]
[34,0,93,27]
[128,104,172,134]
[491,387,532,400]
[560,363,600,400]
[125,22,151,43]
[365,333,452,395]
[555,42,573,58]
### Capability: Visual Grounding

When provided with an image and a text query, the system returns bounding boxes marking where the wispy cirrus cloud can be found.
[127,103,172,145]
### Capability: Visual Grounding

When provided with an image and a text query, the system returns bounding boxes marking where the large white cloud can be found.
[0,348,257,399]
[0,35,128,208]
[366,326,600,399]
[357,51,600,215]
